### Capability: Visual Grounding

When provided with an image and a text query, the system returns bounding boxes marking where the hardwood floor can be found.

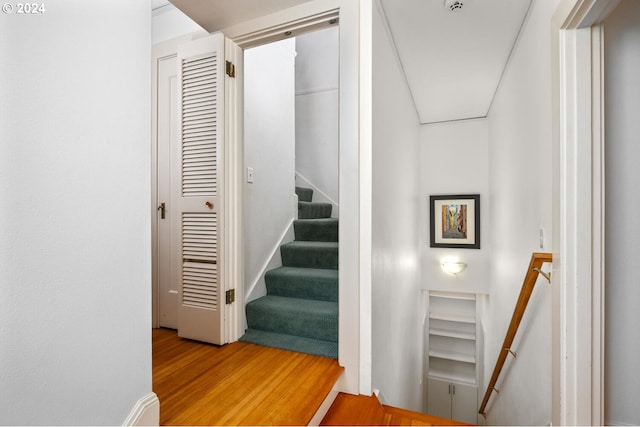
[320,393,471,426]
[152,328,343,425]
[153,328,469,426]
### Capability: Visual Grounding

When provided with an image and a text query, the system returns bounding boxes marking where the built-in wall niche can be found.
[426,291,480,424]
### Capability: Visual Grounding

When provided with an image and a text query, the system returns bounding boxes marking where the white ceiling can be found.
[167,0,532,124]
[380,0,531,124]
[169,0,313,34]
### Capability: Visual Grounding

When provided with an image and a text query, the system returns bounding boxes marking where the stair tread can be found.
[248,295,338,314]
[267,266,338,280]
[282,241,339,249]
[294,218,338,224]
[240,329,338,359]
[246,295,338,342]
[298,201,332,207]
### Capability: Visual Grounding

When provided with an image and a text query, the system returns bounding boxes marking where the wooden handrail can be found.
[478,252,552,416]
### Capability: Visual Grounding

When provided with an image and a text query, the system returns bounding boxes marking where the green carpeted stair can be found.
[240,187,338,359]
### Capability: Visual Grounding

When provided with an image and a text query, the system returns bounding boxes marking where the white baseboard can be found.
[245,218,295,302]
[122,392,159,426]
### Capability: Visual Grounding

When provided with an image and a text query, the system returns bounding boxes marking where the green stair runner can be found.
[240,187,338,358]
[295,186,313,202]
[294,218,338,242]
[298,201,333,219]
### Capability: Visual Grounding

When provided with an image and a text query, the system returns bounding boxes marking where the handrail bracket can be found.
[533,267,551,283]
[504,347,517,358]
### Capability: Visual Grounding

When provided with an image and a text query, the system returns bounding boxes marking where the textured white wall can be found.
[603,1,640,424]
[295,27,339,208]
[480,0,559,424]
[244,39,297,302]
[0,1,152,424]
[371,3,423,412]
[420,120,490,295]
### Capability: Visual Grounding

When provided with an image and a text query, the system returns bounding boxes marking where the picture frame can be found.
[429,194,480,249]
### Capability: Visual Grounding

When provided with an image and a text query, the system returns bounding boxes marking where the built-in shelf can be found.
[429,291,476,301]
[429,327,476,341]
[427,291,480,423]
[428,349,476,364]
[429,312,476,324]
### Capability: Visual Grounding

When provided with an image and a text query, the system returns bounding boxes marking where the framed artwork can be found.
[430,194,480,249]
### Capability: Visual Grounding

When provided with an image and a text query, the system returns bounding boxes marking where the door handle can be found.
[158,202,166,219]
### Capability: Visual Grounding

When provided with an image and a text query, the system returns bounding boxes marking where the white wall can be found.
[371,2,423,412]
[480,0,559,424]
[244,39,297,302]
[603,1,640,424]
[295,26,339,212]
[420,120,490,295]
[152,4,204,45]
[0,1,152,425]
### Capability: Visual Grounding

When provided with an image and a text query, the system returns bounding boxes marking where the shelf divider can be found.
[429,311,476,324]
[428,349,476,364]
[429,327,476,341]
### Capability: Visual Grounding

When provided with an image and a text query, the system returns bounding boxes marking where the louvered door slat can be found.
[176,32,241,346]
[175,34,227,345]
[182,213,218,302]
[182,51,218,198]
[181,166,216,174]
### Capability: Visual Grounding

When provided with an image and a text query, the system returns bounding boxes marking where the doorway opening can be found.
[240,25,340,356]
[151,23,340,347]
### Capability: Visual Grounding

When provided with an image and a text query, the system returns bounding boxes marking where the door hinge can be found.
[225,289,235,304]
[225,60,235,78]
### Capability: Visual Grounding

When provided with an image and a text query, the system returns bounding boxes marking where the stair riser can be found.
[265,267,338,302]
[294,219,338,242]
[295,186,314,203]
[246,302,338,342]
[298,202,332,219]
[266,278,338,302]
[239,329,337,359]
[281,245,338,270]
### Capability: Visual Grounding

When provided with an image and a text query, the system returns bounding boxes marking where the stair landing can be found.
[153,328,343,426]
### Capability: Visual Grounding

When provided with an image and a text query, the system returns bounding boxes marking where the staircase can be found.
[240,186,339,359]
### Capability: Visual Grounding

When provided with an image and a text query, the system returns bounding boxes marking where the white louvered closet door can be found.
[174,33,234,345]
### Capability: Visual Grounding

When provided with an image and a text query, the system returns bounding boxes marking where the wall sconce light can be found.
[441,261,467,275]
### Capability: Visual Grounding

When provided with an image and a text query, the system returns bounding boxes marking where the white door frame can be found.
[219,0,370,397]
[152,0,371,397]
[551,0,620,424]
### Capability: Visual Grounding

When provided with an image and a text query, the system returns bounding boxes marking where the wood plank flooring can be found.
[153,328,343,426]
[320,393,471,426]
[153,328,469,426]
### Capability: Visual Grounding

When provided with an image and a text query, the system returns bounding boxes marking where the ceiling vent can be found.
[444,0,464,12]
